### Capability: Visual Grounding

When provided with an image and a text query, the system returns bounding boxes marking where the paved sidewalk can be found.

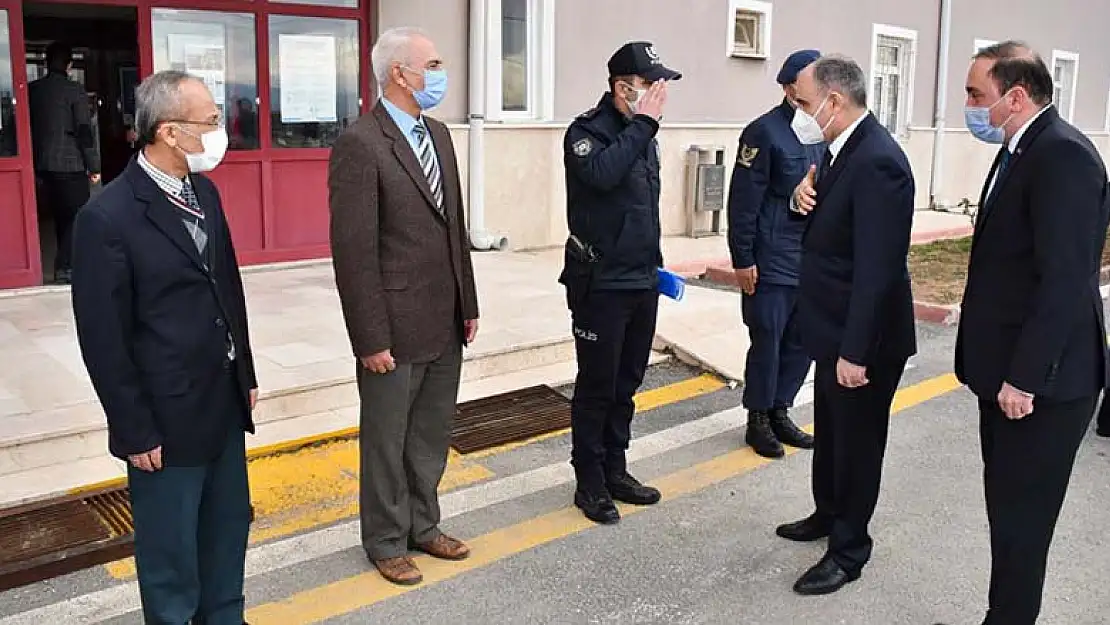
[0,210,970,505]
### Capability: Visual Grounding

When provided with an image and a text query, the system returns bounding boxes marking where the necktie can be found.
[985,148,1011,206]
[817,148,833,183]
[177,181,208,257]
[412,123,444,213]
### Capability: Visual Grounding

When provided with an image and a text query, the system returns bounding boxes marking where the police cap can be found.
[607,41,682,82]
[776,49,821,85]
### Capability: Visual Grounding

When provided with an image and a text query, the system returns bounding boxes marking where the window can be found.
[0,10,16,158]
[1104,87,1110,133]
[870,24,918,136]
[152,9,259,150]
[726,0,772,59]
[974,39,997,54]
[271,0,357,8]
[1051,50,1079,123]
[268,16,360,148]
[488,0,553,121]
[501,0,529,112]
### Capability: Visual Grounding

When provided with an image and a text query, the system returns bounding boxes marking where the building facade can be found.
[0,0,1107,288]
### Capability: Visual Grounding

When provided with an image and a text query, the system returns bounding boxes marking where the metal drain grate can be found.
[0,485,256,591]
[0,487,135,591]
[452,385,572,454]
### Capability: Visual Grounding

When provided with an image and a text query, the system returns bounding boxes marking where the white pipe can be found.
[467,0,509,251]
[928,0,954,210]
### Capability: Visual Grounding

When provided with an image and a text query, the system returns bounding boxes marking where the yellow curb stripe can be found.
[245,372,961,625]
[463,373,726,459]
[99,372,726,580]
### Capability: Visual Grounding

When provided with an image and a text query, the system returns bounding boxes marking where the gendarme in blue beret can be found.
[776,49,821,85]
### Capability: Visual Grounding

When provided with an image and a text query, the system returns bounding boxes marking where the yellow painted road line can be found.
[101,372,726,579]
[245,372,962,625]
[464,373,726,459]
[103,442,494,580]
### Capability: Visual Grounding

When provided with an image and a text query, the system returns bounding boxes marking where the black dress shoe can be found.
[776,515,831,542]
[574,489,620,524]
[745,410,785,458]
[793,556,860,595]
[1097,424,1109,438]
[606,472,661,505]
[769,408,815,449]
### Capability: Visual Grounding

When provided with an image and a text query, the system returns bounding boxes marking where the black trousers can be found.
[740,283,811,411]
[128,426,251,625]
[979,394,1095,625]
[38,171,90,273]
[811,357,907,573]
[569,288,659,490]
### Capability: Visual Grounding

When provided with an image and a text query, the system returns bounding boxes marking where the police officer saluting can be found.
[727,50,825,458]
[559,41,680,524]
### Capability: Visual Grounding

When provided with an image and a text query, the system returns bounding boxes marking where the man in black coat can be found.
[71,70,258,625]
[956,41,1110,625]
[782,54,917,596]
[559,41,680,525]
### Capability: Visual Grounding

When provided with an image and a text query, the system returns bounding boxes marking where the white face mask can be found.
[178,127,228,173]
[791,95,834,145]
[621,82,647,115]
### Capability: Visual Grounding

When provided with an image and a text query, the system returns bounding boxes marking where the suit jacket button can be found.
[215,318,225,328]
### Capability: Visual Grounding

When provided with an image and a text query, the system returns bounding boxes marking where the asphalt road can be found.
[2,298,1109,625]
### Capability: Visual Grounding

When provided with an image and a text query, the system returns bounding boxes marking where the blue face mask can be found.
[411,69,448,110]
[964,91,1013,144]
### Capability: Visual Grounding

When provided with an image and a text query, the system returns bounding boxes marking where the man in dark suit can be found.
[29,42,101,284]
[782,54,917,595]
[71,70,258,625]
[328,26,480,587]
[956,41,1109,625]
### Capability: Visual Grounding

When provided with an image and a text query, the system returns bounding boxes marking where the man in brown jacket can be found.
[328,26,479,587]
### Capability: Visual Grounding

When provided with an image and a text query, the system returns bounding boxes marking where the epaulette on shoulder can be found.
[576,106,601,121]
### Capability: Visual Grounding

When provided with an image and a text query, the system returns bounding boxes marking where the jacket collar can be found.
[373,102,446,220]
[124,156,212,274]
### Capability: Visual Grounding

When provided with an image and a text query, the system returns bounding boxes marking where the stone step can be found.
[0,343,670,508]
[0,336,576,484]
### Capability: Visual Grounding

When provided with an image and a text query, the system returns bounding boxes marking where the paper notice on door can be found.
[278,34,338,124]
[167,32,227,106]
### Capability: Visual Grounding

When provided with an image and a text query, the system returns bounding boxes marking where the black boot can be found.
[607,471,661,505]
[769,407,814,449]
[574,488,620,524]
[745,410,784,458]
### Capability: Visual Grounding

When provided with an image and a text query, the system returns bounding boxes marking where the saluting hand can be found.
[636,81,668,121]
[792,165,818,214]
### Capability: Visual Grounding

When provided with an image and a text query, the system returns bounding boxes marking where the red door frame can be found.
[0,0,39,289]
[0,0,375,287]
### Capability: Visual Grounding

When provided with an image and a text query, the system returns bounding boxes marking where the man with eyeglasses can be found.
[71,70,259,625]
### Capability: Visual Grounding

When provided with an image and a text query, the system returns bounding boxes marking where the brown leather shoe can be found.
[413,534,471,560]
[373,556,423,585]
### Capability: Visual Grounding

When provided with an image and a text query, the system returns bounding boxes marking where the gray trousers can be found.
[356,342,462,560]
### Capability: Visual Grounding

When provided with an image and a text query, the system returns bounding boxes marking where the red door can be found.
[0,0,42,289]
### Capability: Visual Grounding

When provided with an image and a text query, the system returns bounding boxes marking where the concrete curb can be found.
[912,264,1110,326]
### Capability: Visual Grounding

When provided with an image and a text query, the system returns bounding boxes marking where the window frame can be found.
[725,0,772,60]
[1050,49,1080,123]
[485,0,554,122]
[869,23,918,138]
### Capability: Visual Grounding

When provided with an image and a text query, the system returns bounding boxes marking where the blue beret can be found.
[776,49,821,85]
